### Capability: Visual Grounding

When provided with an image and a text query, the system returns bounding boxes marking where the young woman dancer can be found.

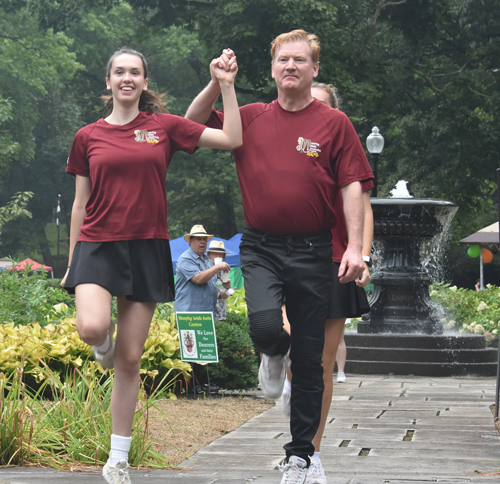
[61,47,241,484]
[281,83,374,484]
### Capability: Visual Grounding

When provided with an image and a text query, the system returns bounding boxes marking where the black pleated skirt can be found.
[63,239,175,303]
[326,262,370,319]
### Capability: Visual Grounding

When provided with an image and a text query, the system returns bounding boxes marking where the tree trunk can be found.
[39,235,56,276]
[214,189,237,239]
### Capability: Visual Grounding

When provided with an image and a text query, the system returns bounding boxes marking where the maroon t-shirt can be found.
[209,100,373,234]
[66,112,205,242]
[331,179,374,262]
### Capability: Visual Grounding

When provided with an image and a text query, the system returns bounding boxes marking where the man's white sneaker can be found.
[307,457,328,484]
[93,320,116,370]
[336,371,347,383]
[280,456,308,484]
[102,459,131,483]
[258,354,286,400]
[281,379,291,417]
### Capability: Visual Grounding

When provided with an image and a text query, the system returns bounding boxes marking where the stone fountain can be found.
[344,182,497,376]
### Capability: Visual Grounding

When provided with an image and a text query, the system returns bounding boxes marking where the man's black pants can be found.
[240,226,332,463]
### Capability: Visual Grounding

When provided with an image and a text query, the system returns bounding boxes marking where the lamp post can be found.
[366,126,384,197]
[56,194,61,276]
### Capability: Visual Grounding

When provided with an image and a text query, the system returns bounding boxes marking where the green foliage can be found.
[1,0,499,285]
[430,282,500,343]
[226,288,248,317]
[0,98,19,173]
[0,191,33,232]
[0,267,73,325]
[225,306,250,330]
[0,363,176,468]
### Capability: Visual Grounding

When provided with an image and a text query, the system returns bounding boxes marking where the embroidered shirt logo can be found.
[296,137,321,157]
[134,129,159,143]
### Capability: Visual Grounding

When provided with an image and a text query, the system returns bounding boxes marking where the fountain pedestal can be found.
[358,199,457,334]
[347,197,497,376]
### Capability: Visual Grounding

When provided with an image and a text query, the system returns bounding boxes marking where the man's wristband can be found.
[362,256,372,268]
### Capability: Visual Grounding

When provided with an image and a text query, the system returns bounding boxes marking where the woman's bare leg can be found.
[312,318,345,451]
[336,326,347,373]
[75,284,113,345]
[111,298,156,437]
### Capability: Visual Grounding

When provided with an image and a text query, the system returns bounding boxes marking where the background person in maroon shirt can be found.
[185,31,372,484]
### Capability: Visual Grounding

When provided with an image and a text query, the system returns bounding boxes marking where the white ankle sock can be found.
[284,377,291,392]
[94,334,110,353]
[109,434,132,466]
[311,451,320,461]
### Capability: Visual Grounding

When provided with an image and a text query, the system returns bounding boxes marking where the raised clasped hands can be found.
[210,48,238,85]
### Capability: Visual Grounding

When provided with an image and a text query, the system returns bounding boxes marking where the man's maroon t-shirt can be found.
[208,100,373,235]
[66,112,205,242]
[331,179,374,262]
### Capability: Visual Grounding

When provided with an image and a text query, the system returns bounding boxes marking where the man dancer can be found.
[186,30,373,484]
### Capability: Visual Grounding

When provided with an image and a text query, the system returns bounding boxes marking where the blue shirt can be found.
[174,247,218,314]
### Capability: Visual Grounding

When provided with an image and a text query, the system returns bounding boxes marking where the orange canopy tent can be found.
[9,258,53,274]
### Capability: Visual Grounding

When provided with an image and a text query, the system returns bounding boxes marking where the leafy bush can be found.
[225,308,250,331]
[430,282,500,343]
[205,318,259,391]
[0,307,191,389]
[0,268,73,325]
[226,288,247,316]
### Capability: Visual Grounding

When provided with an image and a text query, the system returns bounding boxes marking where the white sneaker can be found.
[258,354,286,400]
[281,379,291,417]
[93,320,116,370]
[307,457,327,484]
[102,459,131,483]
[336,371,346,383]
[280,456,308,484]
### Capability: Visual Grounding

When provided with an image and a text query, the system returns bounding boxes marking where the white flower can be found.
[450,286,457,292]
[477,301,489,311]
[446,320,456,328]
[474,324,485,334]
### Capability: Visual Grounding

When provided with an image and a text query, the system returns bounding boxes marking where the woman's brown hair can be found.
[101,47,168,116]
[311,82,342,109]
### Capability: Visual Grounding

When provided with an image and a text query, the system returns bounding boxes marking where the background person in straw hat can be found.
[207,240,235,321]
[174,225,230,314]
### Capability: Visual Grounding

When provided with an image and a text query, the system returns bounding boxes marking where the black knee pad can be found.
[248,308,283,341]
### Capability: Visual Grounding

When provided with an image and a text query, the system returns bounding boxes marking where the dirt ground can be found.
[147,395,275,466]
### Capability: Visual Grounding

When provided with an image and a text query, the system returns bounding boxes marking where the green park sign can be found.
[175,312,219,363]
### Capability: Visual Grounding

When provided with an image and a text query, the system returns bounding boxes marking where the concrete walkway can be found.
[1,375,499,483]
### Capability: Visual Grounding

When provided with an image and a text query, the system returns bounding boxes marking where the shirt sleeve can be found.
[66,125,91,177]
[176,256,204,282]
[159,114,206,154]
[334,115,374,189]
[207,109,224,129]
[361,179,375,192]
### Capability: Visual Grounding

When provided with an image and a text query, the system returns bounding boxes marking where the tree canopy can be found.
[0,0,498,286]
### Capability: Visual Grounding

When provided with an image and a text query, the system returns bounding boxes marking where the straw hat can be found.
[207,240,231,254]
[183,224,214,243]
